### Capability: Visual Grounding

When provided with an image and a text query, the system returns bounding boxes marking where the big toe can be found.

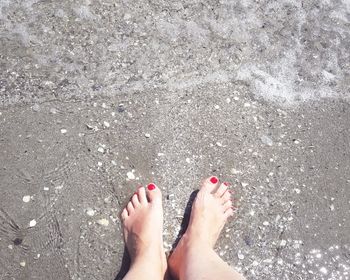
[200,176,219,193]
[146,183,162,204]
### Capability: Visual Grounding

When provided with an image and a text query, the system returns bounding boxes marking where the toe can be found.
[131,193,140,208]
[200,176,219,193]
[215,182,228,198]
[223,200,233,212]
[146,183,162,204]
[127,201,134,214]
[138,186,148,204]
[224,207,234,218]
[121,209,128,220]
[221,189,232,203]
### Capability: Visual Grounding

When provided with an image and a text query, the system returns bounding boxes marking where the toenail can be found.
[210,176,218,184]
[147,183,156,190]
[223,182,230,186]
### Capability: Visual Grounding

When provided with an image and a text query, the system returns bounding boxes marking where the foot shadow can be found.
[114,190,199,280]
[114,247,130,280]
[171,190,199,251]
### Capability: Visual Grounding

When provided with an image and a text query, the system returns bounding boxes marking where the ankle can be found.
[132,248,164,264]
[182,230,213,250]
[130,256,166,277]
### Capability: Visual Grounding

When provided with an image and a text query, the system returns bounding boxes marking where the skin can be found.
[120,177,246,280]
[121,184,167,280]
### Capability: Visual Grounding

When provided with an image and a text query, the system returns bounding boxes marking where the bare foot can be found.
[168,176,234,279]
[121,183,167,279]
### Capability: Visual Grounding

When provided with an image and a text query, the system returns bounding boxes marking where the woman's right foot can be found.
[168,176,234,279]
[121,183,167,280]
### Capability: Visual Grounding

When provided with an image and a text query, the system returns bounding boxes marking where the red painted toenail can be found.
[223,182,230,186]
[210,176,218,184]
[147,183,156,190]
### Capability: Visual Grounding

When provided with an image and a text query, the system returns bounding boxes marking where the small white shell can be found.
[29,219,37,227]
[22,195,31,203]
[97,218,109,226]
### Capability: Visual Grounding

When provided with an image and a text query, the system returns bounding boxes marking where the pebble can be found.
[238,252,245,260]
[118,104,125,112]
[320,267,328,274]
[97,162,103,167]
[22,195,31,203]
[214,105,220,109]
[124,13,131,20]
[216,142,223,147]
[330,204,335,211]
[32,104,40,112]
[19,261,26,267]
[145,133,150,138]
[98,147,104,153]
[127,171,135,180]
[97,218,109,226]
[55,185,63,190]
[280,240,287,247]
[231,168,242,175]
[226,97,231,103]
[29,219,37,227]
[60,129,67,134]
[263,221,270,226]
[103,121,110,128]
[163,241,173,251]
[244,235,254,246]
[241,182,249,187]
[43,187,49,191]
[49,108,57,114]
[185,158,191,163]
[86,208,95,217]
[261,135,273,146]
[86,124,98,131]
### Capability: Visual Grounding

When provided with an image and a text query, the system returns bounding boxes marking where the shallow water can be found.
[1,1,350,279]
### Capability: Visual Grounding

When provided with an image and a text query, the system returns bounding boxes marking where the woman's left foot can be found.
[121,184,167,279]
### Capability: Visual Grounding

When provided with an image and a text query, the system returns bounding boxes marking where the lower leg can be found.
[178,237,244,280]
[123,253,165,280]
